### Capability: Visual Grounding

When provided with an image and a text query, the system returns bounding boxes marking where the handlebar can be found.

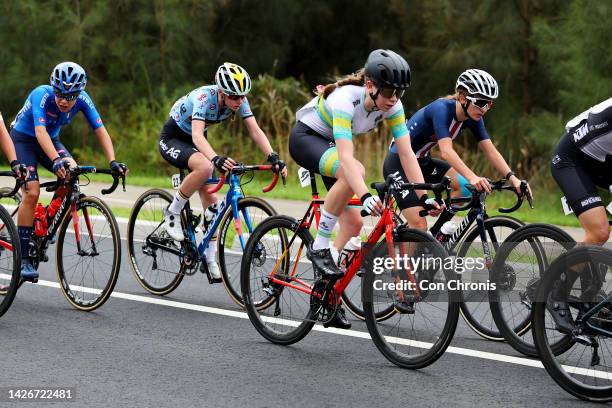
[449,178,532,213]
[361,176,452,217]
[43,165,126,195]
[206,164,284,194]
[0,169,27,198]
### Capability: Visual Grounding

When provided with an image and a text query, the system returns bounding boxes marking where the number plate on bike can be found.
[298,167,311,188]
[171,174,181,189]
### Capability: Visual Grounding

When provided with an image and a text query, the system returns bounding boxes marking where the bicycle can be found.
[127,164,280,307]
[532,241,612,402]
[489,223,576,357]
[6,164,125,311]
[241,176,461,369]
[0,170,26,317]
[342,177,531,341]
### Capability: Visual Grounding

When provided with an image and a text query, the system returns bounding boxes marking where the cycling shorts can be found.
[383,152,451,210]
[158,118,200,169]
[551,132,611,216]
[11,129,72,182]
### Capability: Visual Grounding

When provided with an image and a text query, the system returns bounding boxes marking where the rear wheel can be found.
[0,204,21,317]
[241,215,316,345]
[127,189,184,295]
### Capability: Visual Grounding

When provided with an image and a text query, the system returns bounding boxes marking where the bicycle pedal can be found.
[208,277,223,284]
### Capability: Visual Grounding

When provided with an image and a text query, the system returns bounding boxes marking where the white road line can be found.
[13,276,612,379]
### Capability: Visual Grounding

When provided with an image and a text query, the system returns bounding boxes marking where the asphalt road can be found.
[0,179,602,407]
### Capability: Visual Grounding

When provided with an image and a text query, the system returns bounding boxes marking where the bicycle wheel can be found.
[56,196,121,311]
[241,215,316,345]
[363,228,460,369]
[218,196,276,307]
[341,241,396,322]
[0,187,21,221]
[533,246,612,402]
[127,189,184,295]
[456,215,523,340]
[0,204,21,317]
[490,224,576,357]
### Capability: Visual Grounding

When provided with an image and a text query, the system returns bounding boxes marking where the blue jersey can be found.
[390,98,490,157]
[11,85,103,139]
[169,85,253,135]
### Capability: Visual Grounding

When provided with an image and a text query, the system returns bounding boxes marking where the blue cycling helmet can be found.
[50,62,87,94]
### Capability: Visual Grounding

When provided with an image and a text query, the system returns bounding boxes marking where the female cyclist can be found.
[159,62,287,281]
[10,62,127,281]
[551,97,611,245]
[384,69,529,230]
[290,49,438,329]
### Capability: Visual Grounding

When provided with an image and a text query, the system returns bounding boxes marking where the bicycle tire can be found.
[456,215,524,340]
[490,223,576,357]
[56,196,121,311]
[0,204,21,317]
[533,246,612,402]
[218,196,276,308]
[363,228,460,369]
[127,189,184,295]
[241,215,316,345]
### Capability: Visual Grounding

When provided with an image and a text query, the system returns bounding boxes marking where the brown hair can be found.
[318,68,367,99]
[443,88,468,100]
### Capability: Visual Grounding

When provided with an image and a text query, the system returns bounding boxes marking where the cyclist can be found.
[384,69,529,230]
[0,111,26,178]
[551,97,611,245]
[290,49,438,329]
[548,97,611,334]
[159,62,287,281]
[10,62,128,281]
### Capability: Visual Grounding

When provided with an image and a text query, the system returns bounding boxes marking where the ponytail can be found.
[318,69,367,99]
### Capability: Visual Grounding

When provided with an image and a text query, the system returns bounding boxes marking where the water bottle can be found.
[34,203,48,237]
[435,221,458,243]
[338,236,362,272]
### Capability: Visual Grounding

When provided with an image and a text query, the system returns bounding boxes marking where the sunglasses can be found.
[226,94,246,101]
[465,95,493,109]
[53,90,80,102]
[379,88,405,99]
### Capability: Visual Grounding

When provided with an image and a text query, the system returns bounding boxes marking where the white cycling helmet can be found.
[456,69,499,99]
[215,62,251,96]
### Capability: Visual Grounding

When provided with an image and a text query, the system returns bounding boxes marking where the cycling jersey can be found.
[565,97,612,162]
[296,85,409,142]
[169,85,253,135]
[11,85,103,139]
[389,98,490,157]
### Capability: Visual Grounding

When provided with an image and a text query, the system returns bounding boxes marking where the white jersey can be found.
[296,85,408,141]
[565,97,612,162]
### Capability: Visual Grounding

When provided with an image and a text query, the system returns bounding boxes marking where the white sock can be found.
[205,236,218,262]
[168,190,189,214]
[312,209,338,250]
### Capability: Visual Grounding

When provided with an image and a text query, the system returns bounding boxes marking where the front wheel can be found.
[56,196,121,311]
[533,246,612,402]
[218,196,276,307]
[363,228,460,369]
[0,204,21,317]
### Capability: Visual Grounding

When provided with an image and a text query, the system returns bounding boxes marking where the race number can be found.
[298,167,311,188]
[561,196,573,215]
[171,174,181,189]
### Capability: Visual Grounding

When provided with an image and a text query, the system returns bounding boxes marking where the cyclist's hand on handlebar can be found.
[52,157,71,178]
[420,194,445,217]
[10,160,27,179]
[211,155,236,172]
[469,176,492,193]
[266,152,287,178]
[110,160,129,176]
[361,193,383,216]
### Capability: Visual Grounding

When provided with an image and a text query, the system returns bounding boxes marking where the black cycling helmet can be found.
[364,49,411,90]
